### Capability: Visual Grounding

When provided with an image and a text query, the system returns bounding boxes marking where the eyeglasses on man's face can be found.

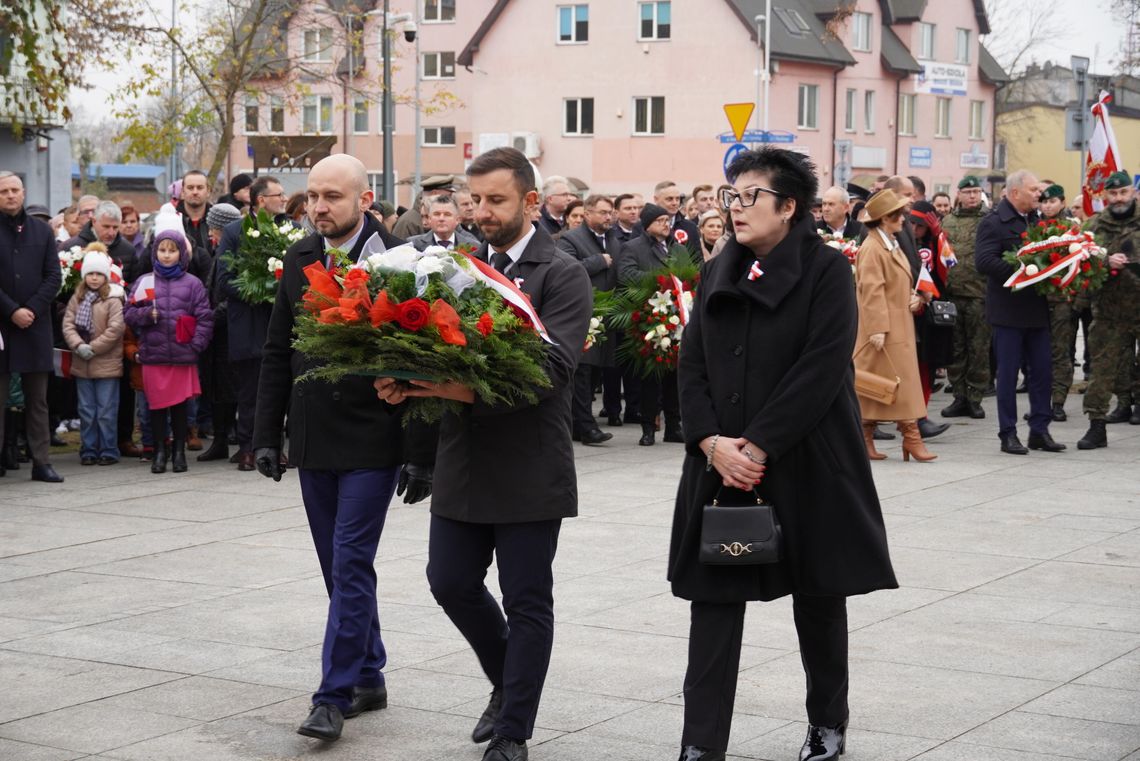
[720,185,786,209]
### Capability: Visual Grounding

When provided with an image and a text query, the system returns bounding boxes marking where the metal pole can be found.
[754,16,762,134]
[170,0,179,183]
[345,14,352,157]
[763,0,771,135]
[413,6,422,199]
[381,0,394,202]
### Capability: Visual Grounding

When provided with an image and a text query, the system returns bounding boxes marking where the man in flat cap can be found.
[1078,170,1140,447]
[391,175,457,239]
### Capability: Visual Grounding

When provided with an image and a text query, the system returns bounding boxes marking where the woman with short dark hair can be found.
[670,148,897,761]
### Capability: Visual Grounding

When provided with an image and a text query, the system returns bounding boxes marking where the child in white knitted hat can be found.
[62,243,126,465]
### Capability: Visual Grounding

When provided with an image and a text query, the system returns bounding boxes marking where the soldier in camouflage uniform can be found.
[1038,183,1079,421]
[941,176,989,419]
[1078,171,1140,449]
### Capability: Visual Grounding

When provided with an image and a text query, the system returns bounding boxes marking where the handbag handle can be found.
[711,486,765,507]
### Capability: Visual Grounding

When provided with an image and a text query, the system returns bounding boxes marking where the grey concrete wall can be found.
[0,127,72,213]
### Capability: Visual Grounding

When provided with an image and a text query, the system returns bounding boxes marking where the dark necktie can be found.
[596,234,606,252]
[490,251,511,274]
[438,238,452,249]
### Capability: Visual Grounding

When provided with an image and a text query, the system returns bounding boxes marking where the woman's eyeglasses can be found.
[720,185,787,209]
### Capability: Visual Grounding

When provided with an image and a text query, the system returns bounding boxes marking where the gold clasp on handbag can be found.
[719,542,753,557]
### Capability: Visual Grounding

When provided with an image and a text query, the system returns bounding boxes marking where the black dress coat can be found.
[252,213,434,470]
[975,199,1048,329]
[555,224,620,368]
[430,226,593,524]
[0,211,62,374]
[668,220,898,603]
[617,231,671,286]
[214,217,273,362]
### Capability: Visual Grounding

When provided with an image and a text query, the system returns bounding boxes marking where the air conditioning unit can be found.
[511,132,541,159]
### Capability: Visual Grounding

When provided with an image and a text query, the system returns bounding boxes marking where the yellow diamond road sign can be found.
[724,103,756,143]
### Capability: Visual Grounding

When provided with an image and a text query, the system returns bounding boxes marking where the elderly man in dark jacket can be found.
[59,200,141,282]
[0,172,64,482]
[555,193,622,442]
[975,169,1065,455]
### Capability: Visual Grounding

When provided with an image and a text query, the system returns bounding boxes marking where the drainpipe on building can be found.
[894,77,901,175]
[831,68,839,181]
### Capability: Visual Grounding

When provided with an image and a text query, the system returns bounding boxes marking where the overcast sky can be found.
[71,0,1127,118]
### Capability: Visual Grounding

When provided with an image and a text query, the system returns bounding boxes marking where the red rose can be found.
[1050,277,1063,287]
[396,298,431,331]
[1081,279,1090,289]
[274,269,283,280]
[1081,261,1091,272]
[476,312,494,337]
[631,311,641,322]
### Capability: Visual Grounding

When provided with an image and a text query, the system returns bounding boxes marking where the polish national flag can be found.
[916,265,940,298]
[1083,91,1124,217]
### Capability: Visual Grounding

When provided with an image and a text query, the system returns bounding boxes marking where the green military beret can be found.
[1039,183,1065,201]
[958,175,981,190]
[1104,170,1133,190]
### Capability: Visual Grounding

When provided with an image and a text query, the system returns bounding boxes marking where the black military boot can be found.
[1051,403,1067,422]
[1105,402,1131,423]
[940,397,972,418]
[1077,419,1108,450]
[639,424,655,446]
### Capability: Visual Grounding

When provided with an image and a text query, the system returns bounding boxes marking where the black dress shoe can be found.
[483,735,527,761]
[638,431,655,446]
[917,417,949,438]
[1028,432,1066,452]
[344,684,387,718]
[799,722,847,760]
[606,415,623,427]
[872,426,895,441]
[678,746,726,761]
[579,428,613,446]
[297,703,343,741]
[30,464,64,482]
[472,687,502,743]
[940,397,972,418]
[1000,434,1028,455]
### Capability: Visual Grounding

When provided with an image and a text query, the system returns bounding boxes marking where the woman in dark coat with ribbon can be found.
[669,148,897,761]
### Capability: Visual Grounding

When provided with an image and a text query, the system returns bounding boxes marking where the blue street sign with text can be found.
[718,130,796,145]
[909,147,932,168]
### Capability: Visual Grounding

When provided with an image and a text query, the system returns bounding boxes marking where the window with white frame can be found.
[564,97,594,136]
[638,1,670,40]
[303,28,333,62]
[353,97,369,134]
[918,22,935,59]
[851,12,872,52]
[897,92,916,136]
[633,96,665,135]
[422,51,456,79]
[797,84,819,130]
[558,4,588,42]
[935,97,952,137]
[303,95,334,134]
[844,88,856,132]
[969,100,984,139]
[244,97,259,134]
[422,126,456,146]
[269,97,284,133]
[955,28,971,63]
[864,90,875,133]
[423,0,456,22]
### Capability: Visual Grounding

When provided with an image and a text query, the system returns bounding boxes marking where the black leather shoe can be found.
[151,445,168,474]
[678,746,726,761]
[30,464,64,482]
[1051,403,1067,422]
[1106,402,1131,423]
[872,426,895,441]
[196,437,229,461]
[969,401,986,419]
[97,456,118,466]
[638,431,655,446]
[171,446,188,473]
[579,428,613,446]
[483,735,527,761]
[606,415,623,427]
[81,456,97,466]
[663,426,684,443]
[472,687,502,743]
[918,417,949,438]
[1028,432,1066,452]
[799,722,847,761]
[297,703,343,741]
[940,397,972,418]
[344,685,387,719]
[999,434,1028,455]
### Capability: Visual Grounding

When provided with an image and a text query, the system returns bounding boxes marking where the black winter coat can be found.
[975,199,1048,328]
[252,214,434,470]
[555,224,620,368]
[669,220,898,603]
[214,218,273,362]
[0,212,62,374]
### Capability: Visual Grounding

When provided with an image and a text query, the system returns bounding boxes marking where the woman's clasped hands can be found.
[704,436,767,490]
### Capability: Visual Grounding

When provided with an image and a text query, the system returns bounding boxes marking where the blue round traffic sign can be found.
[724,143,747,181]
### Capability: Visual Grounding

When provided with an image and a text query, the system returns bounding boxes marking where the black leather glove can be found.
[397,463,433,504]
[254,447,283,482]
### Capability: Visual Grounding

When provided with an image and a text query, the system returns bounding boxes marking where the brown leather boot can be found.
[899,420,937,462]
[186,427,203,451]
[862,421,887,460]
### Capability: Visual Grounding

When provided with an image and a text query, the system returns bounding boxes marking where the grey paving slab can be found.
[98,675,303,722]
[1074,650,1140,691]
[1018,682,1140,725]
[954,710,1140,759]
[732,721,939,761]
[975,559,1140,609]
[909,743,1093,761]
[0,702,200,754]
[0,737,86,760]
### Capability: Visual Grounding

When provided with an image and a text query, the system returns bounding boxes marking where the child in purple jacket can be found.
[124,228,213,474]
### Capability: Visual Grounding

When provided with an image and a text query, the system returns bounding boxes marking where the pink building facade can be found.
[228,0,1006,203]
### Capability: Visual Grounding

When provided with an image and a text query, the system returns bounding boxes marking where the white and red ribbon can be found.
[670,274,690,326]
[747,261,764,281]
[1003,232,1104,292]
[461,253,553,343]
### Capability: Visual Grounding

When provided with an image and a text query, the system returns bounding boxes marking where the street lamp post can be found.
[754,0,771,136]
[382,0,394,203]
[314,6,384,159]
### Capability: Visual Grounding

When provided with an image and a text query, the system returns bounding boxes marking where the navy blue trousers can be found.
[426,514,561,741]
[298,466,400,712]
[992,325,1052,438]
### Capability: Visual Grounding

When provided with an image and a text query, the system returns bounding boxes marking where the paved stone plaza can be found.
[0,392,1138,761]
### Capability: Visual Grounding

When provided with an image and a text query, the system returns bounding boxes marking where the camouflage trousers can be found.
[1082,305,1140,419]
[1048,301,1076,405]
[946,298,991,403]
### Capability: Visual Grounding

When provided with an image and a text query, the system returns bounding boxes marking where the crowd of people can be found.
[1,145,1138,761]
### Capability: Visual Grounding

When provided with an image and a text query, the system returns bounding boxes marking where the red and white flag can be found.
[1083,91,1123,217]
[916,264,940,298]
[52,348,72,379]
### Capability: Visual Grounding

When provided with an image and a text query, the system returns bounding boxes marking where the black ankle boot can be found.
[196,427,229,461]
[171,441,188,473]
[638,425,655,446]
[151,442,169,474]
[799,721,847,760]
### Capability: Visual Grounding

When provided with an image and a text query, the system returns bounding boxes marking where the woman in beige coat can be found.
[853,190,936,462]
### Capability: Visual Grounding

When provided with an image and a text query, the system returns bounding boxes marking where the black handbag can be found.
[699,487,783,565]
[925,299,957,327]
